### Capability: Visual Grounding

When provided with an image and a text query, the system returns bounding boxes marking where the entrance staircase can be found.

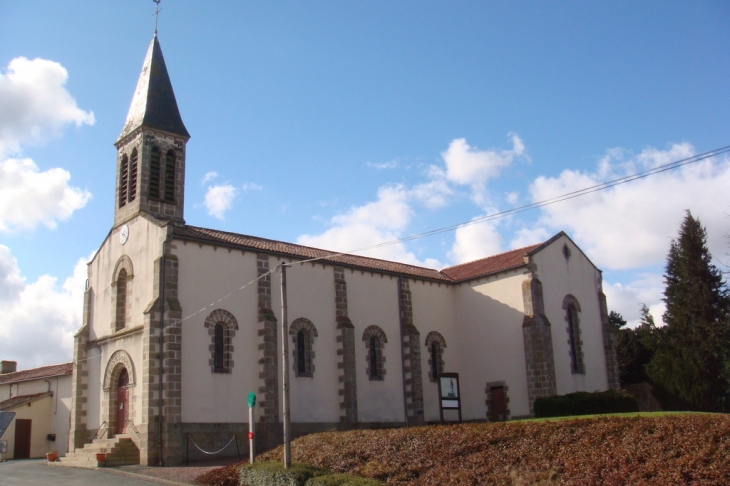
[55,434,140,468]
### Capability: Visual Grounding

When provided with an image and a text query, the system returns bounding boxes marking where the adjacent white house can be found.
[68,33,620,466]
[0,361,73,460]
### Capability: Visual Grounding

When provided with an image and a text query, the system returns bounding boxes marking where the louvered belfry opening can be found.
[128,148,138,203]
[164,150,176,202]
[149,146,161,199]
[119,154,129,208]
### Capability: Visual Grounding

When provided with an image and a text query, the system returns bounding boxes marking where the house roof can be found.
[117,34,189,143]
[440,244,542,281]
[174,225,557,283]
[0,362,73,385]
[0,392,53,411]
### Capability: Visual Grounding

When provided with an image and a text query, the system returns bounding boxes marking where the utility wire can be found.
[177,144,730,323]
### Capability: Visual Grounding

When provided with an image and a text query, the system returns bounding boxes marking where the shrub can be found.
[238,461,328,486]
[534,390,639,418]
[305,473,382,485]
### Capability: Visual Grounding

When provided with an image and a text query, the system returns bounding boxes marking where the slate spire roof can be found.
[117,34,189,143]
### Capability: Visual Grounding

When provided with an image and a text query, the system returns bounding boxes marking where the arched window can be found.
[204,309,239,373]
[119,154,129,208]
[115,269,127,331]
[164,150,176,203]
[297,330,306,373]
[290,318,317,378]
[362,326,387,380]
[425,331,446,382]
[213,323,224,371]
[128,148,138,203]
[111,256,133,333]
[149,146,161,199]
[563,295,584,374]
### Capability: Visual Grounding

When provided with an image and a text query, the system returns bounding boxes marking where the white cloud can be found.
[204,184,237,219]
[0,57,95,157]
[603,274,666,327]
[242,182,263,192]
[298,185,441,268]
[0,158,91,232]
[366,159,399,170]
[526,143,730,270]
[0,245,89,368]
[201,171,218,184]
[442,134,525,206]
[448,220,505,264]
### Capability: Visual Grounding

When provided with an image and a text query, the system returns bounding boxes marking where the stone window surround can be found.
[111,255,134,333]
[563,294,585,374]
[362,325,387,380]
[424,331,446,383]
[289,318,318,378]
[204,309,239,373]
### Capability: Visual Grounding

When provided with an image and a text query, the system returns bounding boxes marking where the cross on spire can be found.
[153,0,162,34]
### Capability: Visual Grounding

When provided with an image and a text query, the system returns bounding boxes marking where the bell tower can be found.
[113,34,190,227]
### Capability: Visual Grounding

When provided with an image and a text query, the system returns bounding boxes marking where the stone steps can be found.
[54,434,140,468]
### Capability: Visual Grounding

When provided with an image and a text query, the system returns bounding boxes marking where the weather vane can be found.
[153,0,162,34]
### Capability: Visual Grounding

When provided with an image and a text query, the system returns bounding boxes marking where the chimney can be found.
[1,361,17,374]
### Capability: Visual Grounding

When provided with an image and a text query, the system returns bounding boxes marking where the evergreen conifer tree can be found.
[646,211,730,411]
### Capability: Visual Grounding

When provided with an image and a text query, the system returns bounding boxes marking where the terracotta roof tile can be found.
[0,362,73,385]
[440,244,542,281]
[174,225,451,281]
[0,392,53,411]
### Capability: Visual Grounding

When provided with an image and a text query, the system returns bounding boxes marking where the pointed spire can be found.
[117,34,190,143]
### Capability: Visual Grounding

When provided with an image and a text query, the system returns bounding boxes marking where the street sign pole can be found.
[247,392,256,463]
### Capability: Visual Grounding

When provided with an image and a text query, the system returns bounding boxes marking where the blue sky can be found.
[1,1,729,367]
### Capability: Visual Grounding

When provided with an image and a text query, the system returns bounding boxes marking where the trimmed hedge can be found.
[534,390,639,418]
[238,461,328,486]
[305,473,382,485]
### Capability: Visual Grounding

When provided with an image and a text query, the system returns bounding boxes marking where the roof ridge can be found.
[1,362,73,374]
[182,225,442,274]
[441,242,542,271]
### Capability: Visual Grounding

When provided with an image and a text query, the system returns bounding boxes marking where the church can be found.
[68,33,619,466]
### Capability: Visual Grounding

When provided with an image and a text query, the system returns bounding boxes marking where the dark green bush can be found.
[534,390,639,418]
[305,473,382,485]
[238,461,328,486]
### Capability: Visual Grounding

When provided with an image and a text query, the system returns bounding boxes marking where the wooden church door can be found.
[116,369,129,434]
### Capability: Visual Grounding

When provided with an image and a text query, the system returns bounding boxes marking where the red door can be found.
[116,369,129,434]
[14,419,31,459]
[491,386,507,421]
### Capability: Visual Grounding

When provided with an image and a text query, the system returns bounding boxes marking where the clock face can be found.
[119,224,129,245]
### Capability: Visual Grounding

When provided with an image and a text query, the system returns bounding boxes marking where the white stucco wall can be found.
[409,279,458,422]
[453,270,531,419]
[85,217,166,432]
[533,236,609,395]
[347,270,404,423]
[177,243,260,424]
[286,262,340,423]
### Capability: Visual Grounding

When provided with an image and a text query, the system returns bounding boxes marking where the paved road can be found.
[0,459,173,486]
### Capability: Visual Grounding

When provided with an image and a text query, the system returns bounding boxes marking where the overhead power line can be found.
[178,144,730,323]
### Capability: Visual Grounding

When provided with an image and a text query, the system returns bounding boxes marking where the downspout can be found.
[158,232,172,466]
[397,275,409,428]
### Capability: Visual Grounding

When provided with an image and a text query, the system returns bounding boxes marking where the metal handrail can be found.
[91,421,108,441]
[124,419,141,440]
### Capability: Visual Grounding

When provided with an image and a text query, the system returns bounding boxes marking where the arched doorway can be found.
[116,368,129,435]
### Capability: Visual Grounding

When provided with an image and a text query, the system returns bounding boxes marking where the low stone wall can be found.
[178,421,408,464]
